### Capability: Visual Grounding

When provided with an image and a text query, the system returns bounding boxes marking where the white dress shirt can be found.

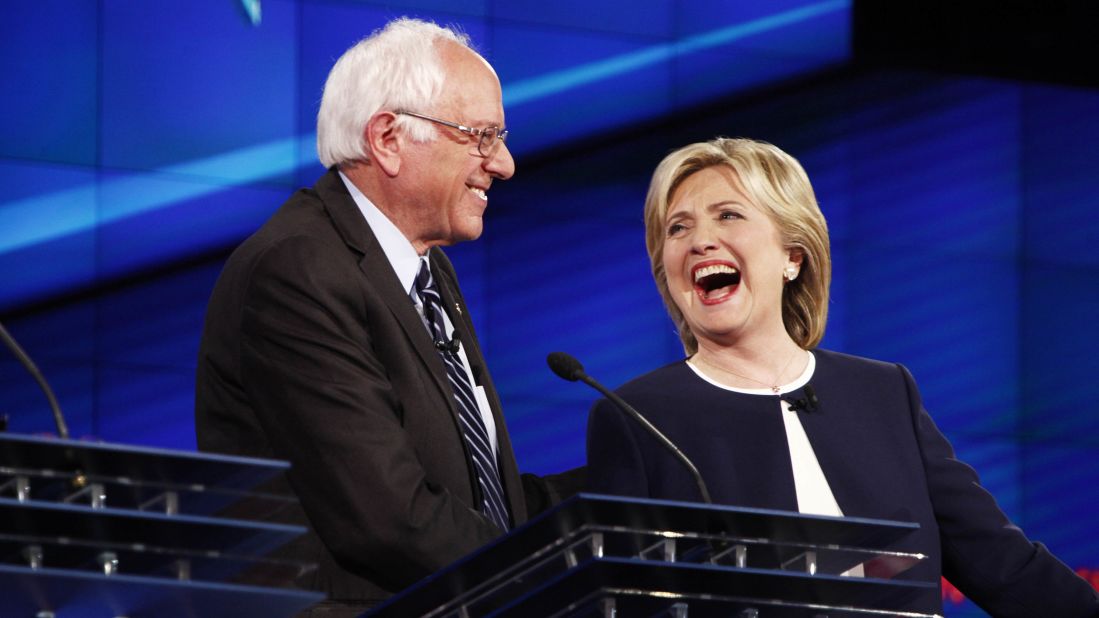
[338,172,500,459]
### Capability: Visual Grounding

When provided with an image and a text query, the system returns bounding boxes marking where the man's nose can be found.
[484,141,515,180]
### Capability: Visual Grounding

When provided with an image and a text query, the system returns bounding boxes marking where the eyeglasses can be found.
[397,111,509,157]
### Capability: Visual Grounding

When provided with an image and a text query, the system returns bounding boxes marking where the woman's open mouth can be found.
[692,263,740,304]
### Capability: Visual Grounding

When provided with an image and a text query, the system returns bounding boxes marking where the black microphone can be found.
[783,384,819,413]
[0,320,70,439]
[547,351,712,504]
[434,336,460,354]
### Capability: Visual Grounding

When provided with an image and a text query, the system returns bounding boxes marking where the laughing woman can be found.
[586,137,1099,617]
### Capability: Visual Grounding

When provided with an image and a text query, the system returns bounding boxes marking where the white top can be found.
[338,172,499,458]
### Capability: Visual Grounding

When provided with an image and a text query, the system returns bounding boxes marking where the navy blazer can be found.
[588,349,1099,616]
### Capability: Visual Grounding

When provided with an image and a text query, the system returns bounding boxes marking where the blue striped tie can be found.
[412,259,511,531]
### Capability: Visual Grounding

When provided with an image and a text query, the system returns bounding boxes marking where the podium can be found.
[0,432,324,617]
[368,494,940,617]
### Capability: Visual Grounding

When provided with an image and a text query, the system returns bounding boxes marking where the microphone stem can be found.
[0,320,70,440]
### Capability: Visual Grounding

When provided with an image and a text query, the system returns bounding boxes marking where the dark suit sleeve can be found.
[901,365,1099,616]
[520,469,588,516]
[587,397,650,497]
[238,235,499,591]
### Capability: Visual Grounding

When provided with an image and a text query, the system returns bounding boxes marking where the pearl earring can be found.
[784,267,798,282]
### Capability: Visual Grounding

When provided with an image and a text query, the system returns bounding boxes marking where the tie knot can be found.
[415,258,434,295]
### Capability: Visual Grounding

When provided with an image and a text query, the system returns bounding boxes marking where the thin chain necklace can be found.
[694,348,803,394]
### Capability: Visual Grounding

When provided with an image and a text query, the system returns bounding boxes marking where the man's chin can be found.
[455,220,484,243]
[437,226,483,247]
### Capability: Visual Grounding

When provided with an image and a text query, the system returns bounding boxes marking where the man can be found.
[195,18,580,616]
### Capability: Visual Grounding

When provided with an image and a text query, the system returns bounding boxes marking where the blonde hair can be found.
[644,137,831,354]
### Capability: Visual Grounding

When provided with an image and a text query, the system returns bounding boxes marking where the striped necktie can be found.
[412,259,511,531]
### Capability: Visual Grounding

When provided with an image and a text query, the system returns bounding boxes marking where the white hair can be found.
[316,18,472,168]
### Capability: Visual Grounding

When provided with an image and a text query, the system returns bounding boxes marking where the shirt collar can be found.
[686,351,816,395]
[338,170,425,295]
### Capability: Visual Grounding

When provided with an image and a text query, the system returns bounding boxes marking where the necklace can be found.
[694,349,803,394]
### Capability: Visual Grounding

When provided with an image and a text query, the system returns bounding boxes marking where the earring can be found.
[784,267,798,282]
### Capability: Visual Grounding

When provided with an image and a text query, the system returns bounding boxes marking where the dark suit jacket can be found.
[588,349,1099,617]
[195,169,575,609]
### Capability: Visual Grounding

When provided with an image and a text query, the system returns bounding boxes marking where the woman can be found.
[586,137,1098,616]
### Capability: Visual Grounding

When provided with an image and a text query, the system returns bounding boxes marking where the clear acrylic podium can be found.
[0,432,324,617]
[367,493,940,617]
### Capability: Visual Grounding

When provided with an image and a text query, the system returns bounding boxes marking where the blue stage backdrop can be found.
[2,2,1097,614]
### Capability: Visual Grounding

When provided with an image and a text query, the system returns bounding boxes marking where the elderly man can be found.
[195,18,580,616]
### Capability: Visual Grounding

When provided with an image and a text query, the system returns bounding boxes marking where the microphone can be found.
[0,320,70,439]
[783,384,819,413]
[547,352,712,504]
[434,336,460,354]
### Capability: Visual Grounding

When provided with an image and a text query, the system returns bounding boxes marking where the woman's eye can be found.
[667,222,686,236]
[719,210,742,220]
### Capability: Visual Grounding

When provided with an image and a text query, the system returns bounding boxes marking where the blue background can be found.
[1,1,1097,614]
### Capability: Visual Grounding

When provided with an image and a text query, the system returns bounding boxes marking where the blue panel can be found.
[1022,84,1099,266]
[800,141,853,351]
[843,249,1020,435]
[475,178,684,483]
[844,81,1022,257]
[97,171,289,278]
[798,141,853,243]
[346,0,488,16]
[97,366,197,450]
[679,0,850,57]
[0,161,98,311]
[483,216,676,402]
[492,0,674,38]
[674,51,833,110]
[0,2,98,165]
[96,263,223,368]
[0,311,98,438]
[1021,265,1099,439]
[821,235,848,351]
[506,397,588,475]
[488,174,650,222]
[0,359,98,439]
[496,24,673,156]
[0,307,96,365]
[101,0,297,181]
[673,1,851,108]
[1019,444,1099,566]
[835,78,1027,438]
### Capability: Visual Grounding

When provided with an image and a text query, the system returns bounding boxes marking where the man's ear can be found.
[364,112,401,177]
